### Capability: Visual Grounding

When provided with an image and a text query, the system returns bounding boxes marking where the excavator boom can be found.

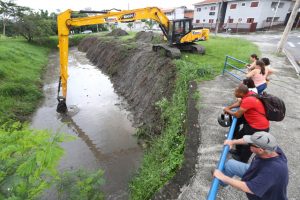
[56,7,209,113]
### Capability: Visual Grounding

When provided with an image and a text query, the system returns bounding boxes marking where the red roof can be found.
[161,8,175,13]
[194,0,222,6]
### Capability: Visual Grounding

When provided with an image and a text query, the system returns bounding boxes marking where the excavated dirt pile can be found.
[134,31,163,43]
[78,35,176,135]
[106,28,129,36]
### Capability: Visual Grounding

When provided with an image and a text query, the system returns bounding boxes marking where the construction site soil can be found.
[78,32,175,136]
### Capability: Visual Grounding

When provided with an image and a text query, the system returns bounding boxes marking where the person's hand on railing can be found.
[213,169,226,181]
[224,140,234,149]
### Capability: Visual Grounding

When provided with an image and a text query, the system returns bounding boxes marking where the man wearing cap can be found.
[213,132,288,200]
[224,84,269,163]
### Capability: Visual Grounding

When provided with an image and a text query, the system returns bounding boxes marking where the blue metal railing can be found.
[206,117,238,200]
[222,55,247,81]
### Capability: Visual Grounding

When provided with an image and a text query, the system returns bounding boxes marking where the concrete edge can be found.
[283,48,300,76]
[151,81,200,200]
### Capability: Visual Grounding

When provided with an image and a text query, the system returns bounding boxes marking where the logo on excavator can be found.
[105,17,117,22]
[120,13,135,20]
[192,30,202,35]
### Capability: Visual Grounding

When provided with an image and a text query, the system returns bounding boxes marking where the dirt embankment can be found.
[78,33,175,135]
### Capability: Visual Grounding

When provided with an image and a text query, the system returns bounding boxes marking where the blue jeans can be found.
[220,159,250,186]
[256,83,267,95]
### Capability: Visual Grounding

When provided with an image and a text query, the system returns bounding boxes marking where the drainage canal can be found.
[31,47,142,199]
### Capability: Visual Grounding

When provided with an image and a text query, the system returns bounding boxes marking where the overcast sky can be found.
[16,0,203,13]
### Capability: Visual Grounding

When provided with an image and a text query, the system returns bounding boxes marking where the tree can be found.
[15,12,54,42]
[145,19,155,30]
[0,0,29,36]
[127,22,133,30]
[0,0,16,36]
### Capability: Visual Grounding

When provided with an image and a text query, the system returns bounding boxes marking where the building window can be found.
[247,18,255,23]
[250,2,259,7]
[241,3,246,6]
[209,19,214,23]
[211,6,216,10]
[228,18,233,23]
[203,19,206,22]
[230,4,237,9]
[266,17,280,22]
[196,19,200,23]
[271,2,284,9]
[197,8,201,12]
[209,12,215,16]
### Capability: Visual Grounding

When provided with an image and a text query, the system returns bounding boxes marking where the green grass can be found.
[129,36,259,200]
[0,39,49,122]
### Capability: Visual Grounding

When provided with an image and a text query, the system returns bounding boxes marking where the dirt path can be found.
[178,33,300,200]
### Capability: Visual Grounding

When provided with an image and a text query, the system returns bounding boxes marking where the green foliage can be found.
[56,169,104,200]
[15,13,54,43]
[0,39,48,122]
[144,20,156,30]
[129,36,259,199]
[0,123,69,199]
[127,22,134,30]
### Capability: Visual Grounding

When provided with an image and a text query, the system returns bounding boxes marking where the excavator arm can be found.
[56,7,209,113]
[56,7,171,113]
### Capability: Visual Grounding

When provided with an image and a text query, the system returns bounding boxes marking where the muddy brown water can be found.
[31,48,142,199]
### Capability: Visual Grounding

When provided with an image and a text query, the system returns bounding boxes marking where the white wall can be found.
[258,0,292,28]
[165,7,185,20]
[224,0,292,28]
[224,1,262,24]
[174,7,185,19]
[193,3,220,24]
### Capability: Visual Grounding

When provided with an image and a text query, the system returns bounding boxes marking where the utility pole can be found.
[215,1,224,35]
[270,0,281,29]
[277,0,300,53]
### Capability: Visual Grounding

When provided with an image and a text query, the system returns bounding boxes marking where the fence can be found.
[222,55,247,81]
[207,55,247,199]
[206,117,237,200]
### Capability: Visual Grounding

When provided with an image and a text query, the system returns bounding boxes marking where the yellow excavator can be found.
[56,7,209,113]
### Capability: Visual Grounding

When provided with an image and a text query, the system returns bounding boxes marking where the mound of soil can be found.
[135,31,163,43]
[78,37,176,135]
[106,28,129,36]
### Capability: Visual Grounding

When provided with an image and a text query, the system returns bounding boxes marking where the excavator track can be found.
[152,44,181,59]
[176,43,206,55]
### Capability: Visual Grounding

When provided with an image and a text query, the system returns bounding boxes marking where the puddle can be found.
[31,48,142,199]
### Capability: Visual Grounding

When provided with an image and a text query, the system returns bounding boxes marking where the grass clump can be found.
[0,39,49,122]
[130,36,259,199]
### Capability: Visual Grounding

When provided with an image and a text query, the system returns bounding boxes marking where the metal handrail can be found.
[206,117,238,200]
[222,55,247,80]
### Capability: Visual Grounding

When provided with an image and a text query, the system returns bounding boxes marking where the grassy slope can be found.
[130,36,259,200]
[0,39,49,122]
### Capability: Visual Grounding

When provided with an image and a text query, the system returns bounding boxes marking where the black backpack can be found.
[255,92,286,121]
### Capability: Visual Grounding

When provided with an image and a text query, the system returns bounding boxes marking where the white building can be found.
[161,6,186,20]
[225,0,293,28]
[193,0,294,31]
[194,0,222,24]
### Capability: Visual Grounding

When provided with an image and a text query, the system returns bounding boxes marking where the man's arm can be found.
[224,107,246,118]
[214,170,254,194]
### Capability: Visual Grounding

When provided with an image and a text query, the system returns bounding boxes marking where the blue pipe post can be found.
[222,56,228,75]
[206,117,238,200]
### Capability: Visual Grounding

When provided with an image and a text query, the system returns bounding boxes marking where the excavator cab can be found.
[169,19,192,43]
